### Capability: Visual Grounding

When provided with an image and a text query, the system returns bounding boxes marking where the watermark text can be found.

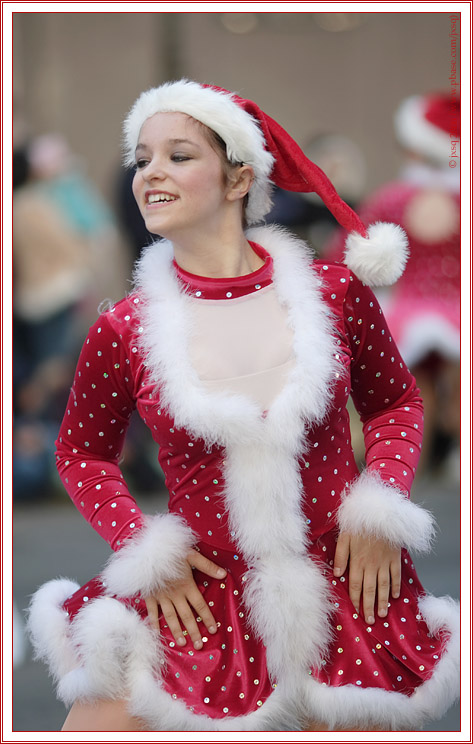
[449,14,460,168]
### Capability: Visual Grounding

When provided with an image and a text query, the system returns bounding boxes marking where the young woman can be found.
[28,80,460,732]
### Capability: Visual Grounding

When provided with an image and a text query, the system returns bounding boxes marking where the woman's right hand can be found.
[144,549,227,650]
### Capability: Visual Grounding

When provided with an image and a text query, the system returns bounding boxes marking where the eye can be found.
[135,158,149,170]
[171,153,192,163]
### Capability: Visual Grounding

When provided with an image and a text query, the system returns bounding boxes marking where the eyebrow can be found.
[135,138,200,154]
[169,138,200,146]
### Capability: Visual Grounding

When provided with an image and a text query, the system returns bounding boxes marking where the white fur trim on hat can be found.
[123,79,275,225]
[101,512,196,598]
[337,470,435,553]
[394,95,453,165]
[344,221,409,287]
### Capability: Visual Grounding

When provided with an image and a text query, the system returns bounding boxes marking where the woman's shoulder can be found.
[311,257,354,289]
[92,292,143,341]
[311,257,374,311]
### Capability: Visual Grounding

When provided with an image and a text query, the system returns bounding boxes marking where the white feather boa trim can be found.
[27,580,458,731]
[101,512,196,598]
[300,593,460,731]
[27,579,301,730]
[337,470,435,552]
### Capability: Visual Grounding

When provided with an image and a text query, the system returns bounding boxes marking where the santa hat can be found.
[394,92,460,165]
[124,79,408,287]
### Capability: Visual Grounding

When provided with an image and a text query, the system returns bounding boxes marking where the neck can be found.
[171,229,264,279]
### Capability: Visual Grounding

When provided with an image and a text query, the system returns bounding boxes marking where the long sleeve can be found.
[337,273,434,552]
[346,272,423,493]
[55,306,144,550]
[55,300,197,596]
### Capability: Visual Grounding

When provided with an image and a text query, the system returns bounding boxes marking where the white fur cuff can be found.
[101,513,196,598]
[337,471,435,552]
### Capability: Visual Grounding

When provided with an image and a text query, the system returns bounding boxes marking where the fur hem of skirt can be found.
[27,580,459,732]
[301,594,460,731]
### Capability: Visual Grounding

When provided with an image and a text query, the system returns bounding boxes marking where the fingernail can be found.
[208,625,217,634]
[333,567,341,577]
[194,640,203,650]
[177,636,186,647]
[393,591,400,599]
[367,616,375,625]
[216,568,226,578]
[379,608,387,618]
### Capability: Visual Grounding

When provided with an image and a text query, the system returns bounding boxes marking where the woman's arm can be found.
[56,305,226,642]
[346,271,424,493]
[334,273,435,621]
[55,309,144,550]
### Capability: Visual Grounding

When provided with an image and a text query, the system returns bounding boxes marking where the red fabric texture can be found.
[56,253,450,720]
[56,260,423,553]
[206,84,368,238]
[174,241,273,300]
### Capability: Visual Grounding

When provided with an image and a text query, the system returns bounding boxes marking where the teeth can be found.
[148,193,176,204]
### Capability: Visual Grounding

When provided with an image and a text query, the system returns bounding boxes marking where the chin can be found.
[143,217,172,238]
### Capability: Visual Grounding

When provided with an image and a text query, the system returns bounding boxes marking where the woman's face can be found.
[132,112,233,241]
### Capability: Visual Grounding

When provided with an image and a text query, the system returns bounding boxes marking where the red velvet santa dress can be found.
[28,226,459,731]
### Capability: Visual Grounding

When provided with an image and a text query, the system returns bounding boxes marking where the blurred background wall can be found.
[14,11,453,201]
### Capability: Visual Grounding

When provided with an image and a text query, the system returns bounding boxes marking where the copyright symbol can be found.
[449,160,457,168]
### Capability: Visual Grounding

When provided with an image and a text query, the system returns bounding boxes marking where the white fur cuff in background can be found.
[337,470,435,552]
[101,513,196,598]
[344,222,409,287]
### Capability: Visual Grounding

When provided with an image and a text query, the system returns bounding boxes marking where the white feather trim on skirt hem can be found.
[27,580,459,732]
[300,594,460,731]
[26,578,299,731]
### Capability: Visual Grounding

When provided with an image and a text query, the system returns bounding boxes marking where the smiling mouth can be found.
[147,193,177,205]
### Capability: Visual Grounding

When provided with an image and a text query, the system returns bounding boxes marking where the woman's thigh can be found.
[61,698,149,732]
[303,720,330,731]
[62,703,388,733]
[304,721,386,732]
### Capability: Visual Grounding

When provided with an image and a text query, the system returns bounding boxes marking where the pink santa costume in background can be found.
[325,93,460,369]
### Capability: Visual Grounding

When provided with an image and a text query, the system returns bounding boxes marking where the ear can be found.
[226,165,255,203]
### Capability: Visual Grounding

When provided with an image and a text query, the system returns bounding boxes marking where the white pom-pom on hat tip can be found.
[344,222,409,287]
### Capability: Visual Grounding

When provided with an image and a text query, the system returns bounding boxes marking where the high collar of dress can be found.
[172,242,274,301]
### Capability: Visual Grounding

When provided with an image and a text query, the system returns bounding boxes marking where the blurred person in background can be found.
[20,133,131,322]
[12,137,84,502]
[13,134,130,501]
[265,133,367,249]
[324,93,460,476]
[28,80,459,732]
[116,165,157,262]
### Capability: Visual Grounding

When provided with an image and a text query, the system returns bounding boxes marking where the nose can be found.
[140,157,167,182]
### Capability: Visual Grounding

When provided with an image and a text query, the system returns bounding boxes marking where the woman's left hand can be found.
[333,532,401,625]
